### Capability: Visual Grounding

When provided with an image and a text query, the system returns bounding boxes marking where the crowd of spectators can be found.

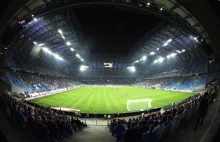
[0,92,87,142]
[109,93,205,142]
[20,74,80,93]
[136,75,207,91]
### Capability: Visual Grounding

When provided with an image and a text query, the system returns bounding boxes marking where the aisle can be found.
[66,126,115,142]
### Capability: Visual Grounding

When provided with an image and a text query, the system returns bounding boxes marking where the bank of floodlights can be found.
[41,47,63,60]
[127,66,136,72]
[80,65,89,71]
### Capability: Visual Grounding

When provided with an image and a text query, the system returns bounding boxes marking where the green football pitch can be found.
[31,86,194,114]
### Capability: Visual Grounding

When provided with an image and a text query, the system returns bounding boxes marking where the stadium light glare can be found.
[66,41,71,46]
[38,43,44,47]
[33,18,38,21]
[70,48,74,51]
[163,39,172,46]
[127,66,135,72]
[81,58,84,61]
[76,54,81,58]
[142,56,147,60]
[167,39,172,42]
[61,35,65,39]
[135,60,139,63]
[176,50,181,53]
[167,55,171,59]
[47,50,52,54]
[150,52,155,55]
[182,49,186,52]
[58,29,62,34]
[157,48,159,50]
[170,53,177,57]
[33,41,37,45]
[163,43,168,46]
[154,60,158,63]
[158,57,165,62]
[80,65,89,71]
[42,47,49,52]
[53,54,59,58]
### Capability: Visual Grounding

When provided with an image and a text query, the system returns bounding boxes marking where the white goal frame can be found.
[127,98,153,111]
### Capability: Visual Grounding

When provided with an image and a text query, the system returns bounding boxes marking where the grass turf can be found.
[31,86,195,114]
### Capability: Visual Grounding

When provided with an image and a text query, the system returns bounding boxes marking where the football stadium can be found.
[0,0,220,142]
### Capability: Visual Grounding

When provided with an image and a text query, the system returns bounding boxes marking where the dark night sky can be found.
[73,6,160,56]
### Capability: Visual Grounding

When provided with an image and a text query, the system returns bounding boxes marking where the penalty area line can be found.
[71,94,88,108]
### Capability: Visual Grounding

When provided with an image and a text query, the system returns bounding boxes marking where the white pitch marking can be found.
[71,94,88,108]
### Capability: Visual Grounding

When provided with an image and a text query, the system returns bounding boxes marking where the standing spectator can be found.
[194,92,209,130]
[113,121,125,142]
[123,124,138,142]
[142,125,157,142]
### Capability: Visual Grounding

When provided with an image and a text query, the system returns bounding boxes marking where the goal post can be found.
[127,98,153,112]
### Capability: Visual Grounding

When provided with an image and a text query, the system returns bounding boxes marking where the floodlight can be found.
[167,39,172,42]
[154,60,158,63]
[66,41,71,46]
[170,53,177,57]
[142,56,147,60]
[150,52,155,55]
[147,2,150,6]
[58,29,62,34]
[158,57,165,62]
[163,39,172,46]
[38,43,44,47]
[76,54,80,58]
[70,48,74,51]
[176,50,181,53]
[157,48,159,50]
[163,43,168,46]
[160,8,163,11]
[33,41,37,45]
[57,57,63,60]
[42,47,49,52]
[47,50,52,54]
[54,54,59,58]
[80,67,85,71]
[33,18,38,21]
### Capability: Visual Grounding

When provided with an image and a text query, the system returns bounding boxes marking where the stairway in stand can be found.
[66,126,115,142]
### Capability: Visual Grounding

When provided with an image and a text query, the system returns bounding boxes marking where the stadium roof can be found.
[0,0,218,65]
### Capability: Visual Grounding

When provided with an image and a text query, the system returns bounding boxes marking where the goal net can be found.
[127,98,152,112]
